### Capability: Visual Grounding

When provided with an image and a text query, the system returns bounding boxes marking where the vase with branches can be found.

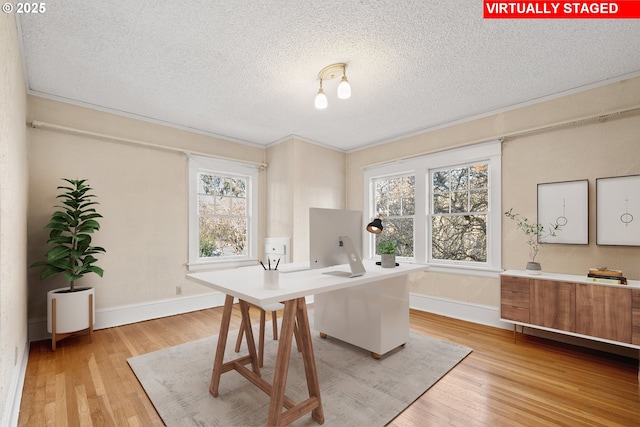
[504,208,561,274]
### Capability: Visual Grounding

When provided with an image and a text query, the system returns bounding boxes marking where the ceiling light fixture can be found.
[314,63,351,109]
[314,80,328,110]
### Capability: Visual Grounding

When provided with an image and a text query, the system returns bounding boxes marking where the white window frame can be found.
[188,155,259,271]
[364,140,502,277]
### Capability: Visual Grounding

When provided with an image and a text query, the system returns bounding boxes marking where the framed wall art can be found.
[537,179,588,244]
[596,174,640,246]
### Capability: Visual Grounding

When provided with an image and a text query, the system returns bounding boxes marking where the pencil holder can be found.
[264,270,279,289]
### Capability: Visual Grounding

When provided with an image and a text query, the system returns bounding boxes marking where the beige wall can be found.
[503,116,640,277]
[347,77,640,307]
[26,97,344,331]
[0,12,28,425]
[26,97,266,319]
[267,138,346,262]
[20,60,640,328]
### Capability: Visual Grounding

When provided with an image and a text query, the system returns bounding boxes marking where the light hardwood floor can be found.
[18,306,640,427]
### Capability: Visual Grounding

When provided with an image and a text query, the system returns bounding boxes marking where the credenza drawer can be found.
[501,275,530,294]
[633,289,640,309]
[501,288,530,307]
[501,275,531,323]
[501,305,529,323]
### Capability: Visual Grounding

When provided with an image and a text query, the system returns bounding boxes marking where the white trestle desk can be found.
[186,260,427,426]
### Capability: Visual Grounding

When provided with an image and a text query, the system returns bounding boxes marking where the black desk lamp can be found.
[366,218,383,234]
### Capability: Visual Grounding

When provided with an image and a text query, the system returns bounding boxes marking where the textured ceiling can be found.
[17,1,640,151]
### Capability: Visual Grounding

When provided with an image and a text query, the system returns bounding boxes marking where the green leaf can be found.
[40,266,65,280]
[64,271,82,282]
[46,222,71,232]
[30,260,50,268]
[47,258,73,270]
[85,266,104,277]
[74,233,90,243]
[86,246,106,254]
[80,213,103,221]
[81,254,98,263]
[50,211,71,221]
[47,236,72,245]
[78,219,101,230]
[46,246,71,261]
[48,229,63,239]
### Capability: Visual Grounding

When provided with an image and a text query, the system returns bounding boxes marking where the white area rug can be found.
[128,324,471,426]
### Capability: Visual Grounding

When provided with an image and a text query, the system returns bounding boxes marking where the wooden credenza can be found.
[501,270,640,349]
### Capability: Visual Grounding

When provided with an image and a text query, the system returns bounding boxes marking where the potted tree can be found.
[504,208,560,274]
[378,240,397,268]
[31,179,106,350]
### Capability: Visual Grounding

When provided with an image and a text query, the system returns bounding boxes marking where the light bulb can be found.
[337,75,351,99]
[314,88,328,109]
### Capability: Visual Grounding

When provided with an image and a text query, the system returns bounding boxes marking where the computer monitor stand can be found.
[321,235,366,278]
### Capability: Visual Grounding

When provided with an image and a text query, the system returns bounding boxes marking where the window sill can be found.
[386,259,501,279]
[187,258,259,272]
[426,264,502,279]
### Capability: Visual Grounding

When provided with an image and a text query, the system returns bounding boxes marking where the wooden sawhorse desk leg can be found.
[268,297,324,426]
[209,295,324,426]
[210,295,261,396]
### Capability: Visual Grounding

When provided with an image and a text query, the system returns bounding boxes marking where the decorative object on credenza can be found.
[537,179,588,244]
[30,178,106,350]
[596,174,640,246]
[586,267,628,285]
[504,208,562,274]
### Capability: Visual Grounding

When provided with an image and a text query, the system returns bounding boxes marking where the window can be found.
[372,175,415,258]
[431,163,488,263]
[364,141,501,275]
[188,155,259,270]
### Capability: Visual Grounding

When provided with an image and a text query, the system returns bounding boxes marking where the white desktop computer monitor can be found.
[309,208,365,277]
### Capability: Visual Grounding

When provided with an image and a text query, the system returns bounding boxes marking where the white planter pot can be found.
[47,287,95,334]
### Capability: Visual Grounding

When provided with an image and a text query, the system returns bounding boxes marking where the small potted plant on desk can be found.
[378,240,398,268]
[504,208,560,275]
[31,178,106,350]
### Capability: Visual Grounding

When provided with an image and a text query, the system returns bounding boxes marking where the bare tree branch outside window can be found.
[373,175,415,257]
[198,173,248,258]
[431,164,489,263]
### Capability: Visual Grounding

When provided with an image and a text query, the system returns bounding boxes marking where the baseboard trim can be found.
[2,340,30,427]
[28,291,227,343]
[28,291,638,358]
[409,293,509,330]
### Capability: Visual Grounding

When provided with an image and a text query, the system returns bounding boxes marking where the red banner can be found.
[484,1,640,18]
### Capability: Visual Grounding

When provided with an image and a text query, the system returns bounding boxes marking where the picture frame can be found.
[596,174,640,246]
[537,179,588,244]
